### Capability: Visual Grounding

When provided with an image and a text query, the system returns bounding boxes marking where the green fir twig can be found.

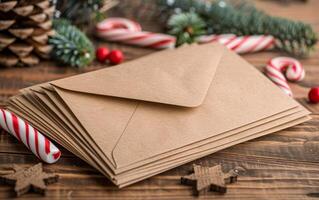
[158,0,317,56]
[49,19,95,68]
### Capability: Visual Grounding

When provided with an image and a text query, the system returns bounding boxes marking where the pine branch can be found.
[157,0,318,56]
[49,19,95,68]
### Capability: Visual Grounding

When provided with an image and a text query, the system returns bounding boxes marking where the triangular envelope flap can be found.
[51,44,225,107]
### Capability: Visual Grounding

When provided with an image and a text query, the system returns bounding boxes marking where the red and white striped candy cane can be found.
[265,57,305,97]
[0,109,61,163]
[198,34,275,54]
[96,18,176,49]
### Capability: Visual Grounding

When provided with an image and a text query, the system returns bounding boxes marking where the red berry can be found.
[96,47,110,63]
[308,87,319,103]
[109,50,124,65]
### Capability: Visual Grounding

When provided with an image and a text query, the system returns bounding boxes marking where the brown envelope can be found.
[50,44,304,169]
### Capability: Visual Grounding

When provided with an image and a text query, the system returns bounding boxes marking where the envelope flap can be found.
[51,44,224,107]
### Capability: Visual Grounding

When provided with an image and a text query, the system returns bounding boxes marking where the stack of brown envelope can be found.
[6,43,311,187]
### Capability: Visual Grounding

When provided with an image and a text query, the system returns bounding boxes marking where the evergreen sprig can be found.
[49,19,95,68]
[158,0,317,56]
[168,12,207,46]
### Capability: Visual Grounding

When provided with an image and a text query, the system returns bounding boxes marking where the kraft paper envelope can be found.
[7,43,310,187]
[50,44,303,166]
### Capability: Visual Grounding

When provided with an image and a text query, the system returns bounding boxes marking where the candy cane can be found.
[0,109,61,163]
[265,57,305,97]
[96,18,176,49]
[198,34,275,54]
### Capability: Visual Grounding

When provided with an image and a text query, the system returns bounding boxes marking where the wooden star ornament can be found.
[181,164,238,196]
[0,163,59,196]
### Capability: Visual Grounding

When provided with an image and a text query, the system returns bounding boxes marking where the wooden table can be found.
[1,1,319,199]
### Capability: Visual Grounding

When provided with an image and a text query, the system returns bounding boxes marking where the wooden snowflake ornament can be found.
[0,163,59,196]
[181,164,238,196]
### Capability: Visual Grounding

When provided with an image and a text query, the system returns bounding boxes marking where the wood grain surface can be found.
[1,0,319,199]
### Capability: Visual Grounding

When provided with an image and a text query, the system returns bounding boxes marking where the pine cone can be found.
[0,0,55,67]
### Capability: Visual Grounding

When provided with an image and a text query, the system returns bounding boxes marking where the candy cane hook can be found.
[265,57,305,96]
